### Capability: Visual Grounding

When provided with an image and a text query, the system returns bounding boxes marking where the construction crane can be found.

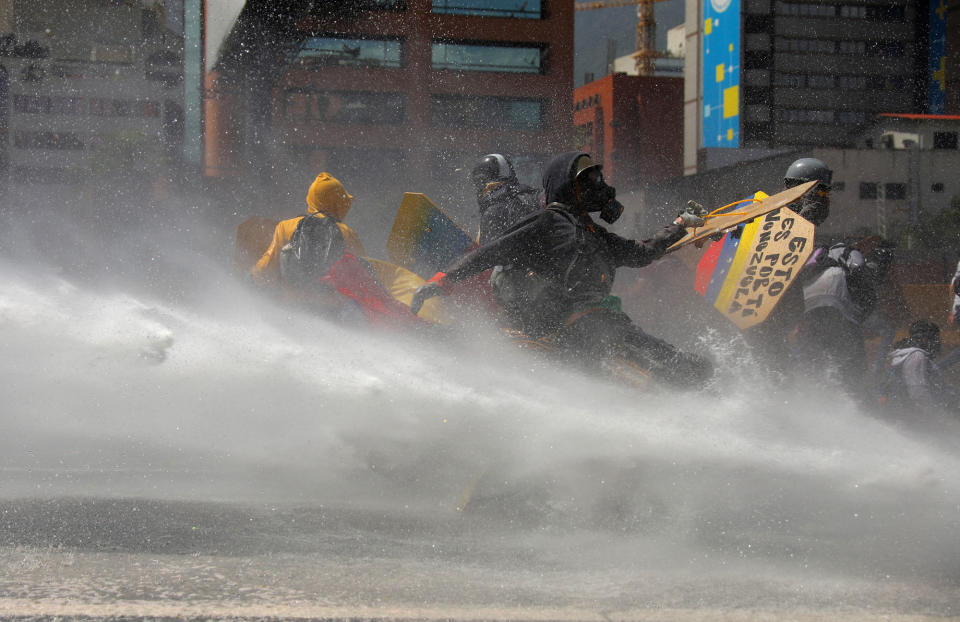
[574,0,668,77]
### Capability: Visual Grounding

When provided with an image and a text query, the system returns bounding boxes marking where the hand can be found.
[675,209,706,228]
[410,281,449,315]
[686,200,708,217]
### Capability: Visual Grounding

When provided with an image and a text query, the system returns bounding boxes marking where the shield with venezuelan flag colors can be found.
[666,180,817,253]
[387,193,477,279]
[694,195,815,330]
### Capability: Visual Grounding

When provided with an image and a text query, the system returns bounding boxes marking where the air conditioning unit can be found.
[880,131,921,149]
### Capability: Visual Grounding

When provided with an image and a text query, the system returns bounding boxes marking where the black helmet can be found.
[909,319,941,356]
[910,319,940,340]
[471,154,517,194]
[784,157,832,190]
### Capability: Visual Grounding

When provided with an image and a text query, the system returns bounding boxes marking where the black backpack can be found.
[279,213,346,288]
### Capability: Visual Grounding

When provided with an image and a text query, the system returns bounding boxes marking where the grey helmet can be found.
[471,153,517,194]
[784,157,832,190]
[784,157,832,225]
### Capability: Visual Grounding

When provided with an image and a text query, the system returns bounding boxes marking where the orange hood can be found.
[306,173,353,221]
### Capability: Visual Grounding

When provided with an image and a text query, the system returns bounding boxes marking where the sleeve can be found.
[443,211,551,284]
[338,223,366,258]
[902,351,936,407]
[951,261,960,316]
[602,222,686,269]
[250,222,287,286]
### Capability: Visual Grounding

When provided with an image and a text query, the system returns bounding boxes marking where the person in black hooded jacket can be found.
[471,153,542,245]
[411,151,713,386]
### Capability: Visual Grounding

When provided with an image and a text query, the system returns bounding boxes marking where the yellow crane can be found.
[574,0,668,77]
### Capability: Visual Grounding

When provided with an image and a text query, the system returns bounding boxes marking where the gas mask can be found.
[576,168,622,224]
[790,184,830,226]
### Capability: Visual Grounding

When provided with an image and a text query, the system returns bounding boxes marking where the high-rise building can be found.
[208,0,573,238]
[573,73,683,191]
[683,0,931,175]
[0,0,185,209]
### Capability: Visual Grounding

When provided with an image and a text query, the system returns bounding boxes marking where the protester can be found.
[881,319,957,413]
[471,153,542,244]
[251,172,365,288]
[410,151,713,386]
[744,158,892,398]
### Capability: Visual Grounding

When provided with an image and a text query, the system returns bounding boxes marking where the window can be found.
[837,75,865,90]
[14,130,84,150]
[866,41,904,58]
[284,89,405,125]
[836,110,868,124]
[934,132,958,149]
[832,181,845,192]
[866,76,904,91]
[838,40,866,55]
[866,5,905,21]
[776,108,834,123]
[744,51,771,70]
[13,94,50,113]
[807,74,835,89]
[884,183,907,200]
[932,183,945,193]
[839,5,866,18]
[309,1,405,13]
[431,95,543,129]
[432,41,544,73]
[297,37,402,68]
[773,72,804,87]
[776,38,836,54]
[776,2,836,16]
[574,123,593,148]
[431,0,542,19]
[859,182,878,199]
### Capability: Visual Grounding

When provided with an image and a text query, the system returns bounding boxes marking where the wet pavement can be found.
[1,497,958,621]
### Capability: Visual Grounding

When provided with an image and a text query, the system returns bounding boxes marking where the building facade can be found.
[573,72,683,191]
[0,0,184,210]
[208,0,573,245]
[683,0,930,176]
[643,115,960,244]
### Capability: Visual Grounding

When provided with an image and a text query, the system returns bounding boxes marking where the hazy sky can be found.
[205,0,245,69]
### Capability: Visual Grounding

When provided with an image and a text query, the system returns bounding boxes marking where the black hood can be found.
[541,151,586,206]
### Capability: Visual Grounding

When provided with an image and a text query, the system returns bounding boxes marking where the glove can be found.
[686,200,708,217]
[675,209,706,228]
[410,273,450,315]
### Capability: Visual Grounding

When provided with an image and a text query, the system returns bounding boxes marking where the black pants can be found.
[553,309,713,386]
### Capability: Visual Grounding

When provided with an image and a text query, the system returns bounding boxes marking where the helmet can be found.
[784,157,832,190]
[910,319,940,340]
[785,157,832,225]
[471,154,517,194]
[573,154,602,181]
[571,154,622,224]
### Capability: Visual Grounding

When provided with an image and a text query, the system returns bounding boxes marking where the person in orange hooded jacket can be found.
[251,172,365,287]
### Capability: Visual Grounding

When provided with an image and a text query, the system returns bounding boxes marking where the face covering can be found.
[577,170,622,224]
[797,194,830,226]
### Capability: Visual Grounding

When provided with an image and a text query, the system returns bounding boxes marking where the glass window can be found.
[284,89,406,125]
[934,132,958,149]
[932,182,945,193]
[859,182,878,200]
[297,37,402,68]
[884,183,906,200]
[14,130,84,150]
[431,0,542,19]
[431,95,543,129]
[432,41,544,73]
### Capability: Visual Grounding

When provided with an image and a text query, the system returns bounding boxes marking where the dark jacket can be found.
[477,181,542,245]
[442,151,684,332]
